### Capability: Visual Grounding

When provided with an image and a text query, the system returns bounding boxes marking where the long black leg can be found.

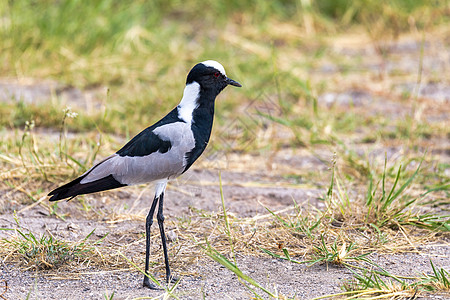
[156,192,175,283]
[143,194,160,289]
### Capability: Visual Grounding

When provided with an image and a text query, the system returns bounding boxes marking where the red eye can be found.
[213,72,220,78]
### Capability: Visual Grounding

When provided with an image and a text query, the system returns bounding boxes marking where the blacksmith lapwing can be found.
[48,60,241,289]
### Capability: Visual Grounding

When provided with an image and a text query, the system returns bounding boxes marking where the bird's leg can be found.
[143,194,160,289]
[156,192,177,284]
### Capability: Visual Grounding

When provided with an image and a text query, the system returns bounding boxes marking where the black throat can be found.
[182,88,216,172]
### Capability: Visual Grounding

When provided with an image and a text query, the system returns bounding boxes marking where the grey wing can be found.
[80,122,195,186]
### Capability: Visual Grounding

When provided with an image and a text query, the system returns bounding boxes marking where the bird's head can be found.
[186,60,241,96]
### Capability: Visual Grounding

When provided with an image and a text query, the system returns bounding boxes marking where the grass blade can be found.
[201,241,277,298]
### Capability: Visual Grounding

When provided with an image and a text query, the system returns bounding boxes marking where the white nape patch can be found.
[155,180,167,198]
[201,60,226,76]
[178,82,200,123]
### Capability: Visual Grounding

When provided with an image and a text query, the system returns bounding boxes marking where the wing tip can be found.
[47,174,126,202]
[48,189,71,202]
[48,192,62,202]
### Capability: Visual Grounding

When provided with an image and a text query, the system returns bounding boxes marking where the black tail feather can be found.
[48,174,126,201]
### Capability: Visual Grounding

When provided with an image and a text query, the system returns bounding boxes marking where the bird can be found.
[48,60,242,289]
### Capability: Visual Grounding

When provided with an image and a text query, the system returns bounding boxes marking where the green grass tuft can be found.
[1,213,104,269]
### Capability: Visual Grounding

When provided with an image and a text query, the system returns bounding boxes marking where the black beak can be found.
[225,77,242,87]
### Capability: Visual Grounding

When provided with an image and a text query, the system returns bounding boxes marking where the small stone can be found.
[67,223,79,232]
[166,230,178,242]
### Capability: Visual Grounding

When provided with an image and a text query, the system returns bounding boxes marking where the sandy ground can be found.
[3,251,448,300]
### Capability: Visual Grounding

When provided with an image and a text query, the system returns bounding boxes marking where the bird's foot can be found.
[167,274,179,284]
[143,275,161,290]
[143,274,178,289]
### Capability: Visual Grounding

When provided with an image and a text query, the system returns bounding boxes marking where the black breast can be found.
[182,101,215,172]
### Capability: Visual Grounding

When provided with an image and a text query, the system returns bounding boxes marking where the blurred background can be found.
[1,0,448,135]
